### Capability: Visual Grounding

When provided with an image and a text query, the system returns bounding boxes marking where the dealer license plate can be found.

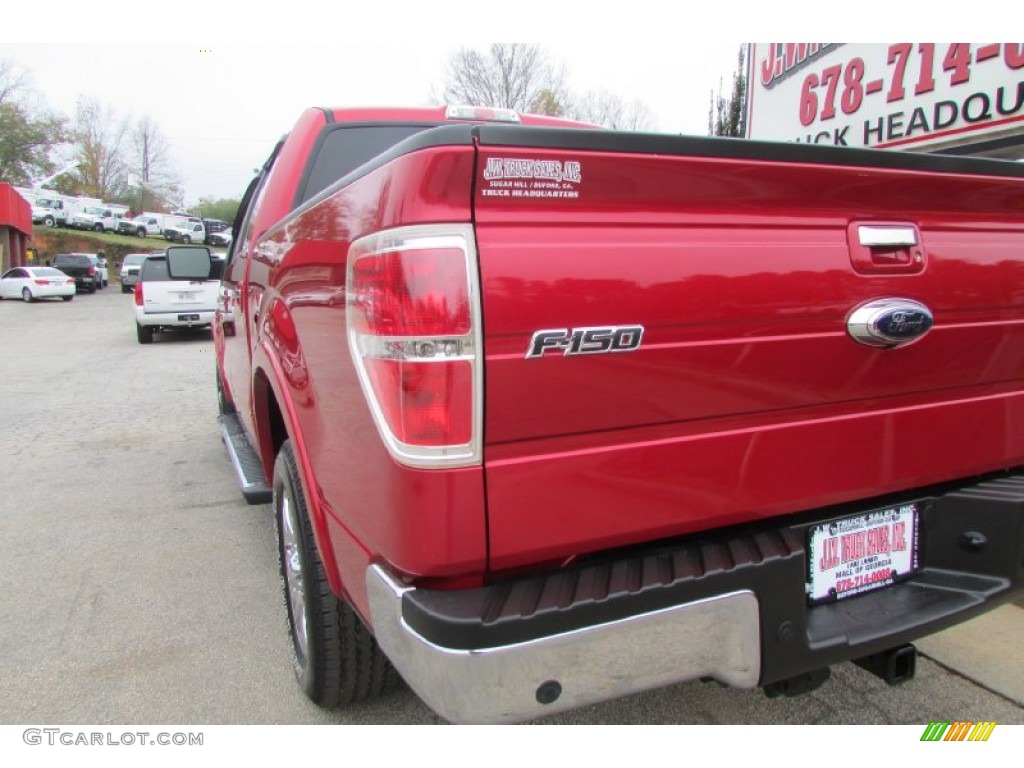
[806,503,919,605]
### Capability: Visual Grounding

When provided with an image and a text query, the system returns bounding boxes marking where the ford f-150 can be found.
[212,104,1024,724]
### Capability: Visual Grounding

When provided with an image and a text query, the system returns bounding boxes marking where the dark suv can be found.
[202,219,230,245]
[52,253,102,293]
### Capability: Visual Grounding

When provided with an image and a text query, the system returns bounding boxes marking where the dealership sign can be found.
[746,43,1024,152]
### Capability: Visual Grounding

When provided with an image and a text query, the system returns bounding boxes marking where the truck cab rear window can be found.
[298,125,433,206]
[55,255,91,266]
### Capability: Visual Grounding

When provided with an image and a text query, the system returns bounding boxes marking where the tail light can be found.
[347,224,481,467]
[87,266,96,276]
[34,279,48,285]
[134,281,143,306]
[445,105,521,124]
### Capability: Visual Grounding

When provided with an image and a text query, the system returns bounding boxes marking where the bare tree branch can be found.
[566,90,656,131]
[69,96,131,200]
[442,44,569,115]
[130,116,181,211]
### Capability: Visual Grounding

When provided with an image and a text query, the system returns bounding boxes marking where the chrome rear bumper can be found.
[365,564,760,724]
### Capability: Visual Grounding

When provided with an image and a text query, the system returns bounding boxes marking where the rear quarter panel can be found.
[247,145,487,617]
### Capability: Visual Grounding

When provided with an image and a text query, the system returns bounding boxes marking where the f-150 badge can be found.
[526,326,644,358]
[847,298,933,348]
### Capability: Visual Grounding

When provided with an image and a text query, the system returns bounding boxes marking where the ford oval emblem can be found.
[847,298,934,348]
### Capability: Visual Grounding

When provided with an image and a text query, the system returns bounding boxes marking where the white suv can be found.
[133,249,223,344]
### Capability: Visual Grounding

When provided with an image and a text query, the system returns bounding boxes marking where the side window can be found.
[226,168,270,270]
[141,259,169,282]
[225,137,284,272]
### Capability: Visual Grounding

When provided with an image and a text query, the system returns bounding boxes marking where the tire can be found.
[62,295,73,302]
[183,235,191,244]
[273,440,398,707]
[93,223,103,232]
[216,366,236,416]
[137,227,147,237]
[22,287,33,302]
[136,322,153,344]
[44,215,55,228]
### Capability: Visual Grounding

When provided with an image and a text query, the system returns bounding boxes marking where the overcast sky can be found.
[2,5,991,207]
[0,40,745,206]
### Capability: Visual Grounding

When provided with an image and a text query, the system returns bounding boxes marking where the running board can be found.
[218,414,273,504]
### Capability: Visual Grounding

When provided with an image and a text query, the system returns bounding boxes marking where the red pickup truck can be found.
[213,105,1024,723]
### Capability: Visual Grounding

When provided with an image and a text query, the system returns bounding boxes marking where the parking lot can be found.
[1,286,1022,726]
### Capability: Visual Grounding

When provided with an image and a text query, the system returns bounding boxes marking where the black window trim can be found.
[291,120,452,211]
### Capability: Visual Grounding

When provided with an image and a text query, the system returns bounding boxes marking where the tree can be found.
[567,90,655,131]
[66,96,131,200]
[127,116,181,213]
[189,197,240,224]
[0,59,68,186]
[709,46,748,138]
[441,44,570,115]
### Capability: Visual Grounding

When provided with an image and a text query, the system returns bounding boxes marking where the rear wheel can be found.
[22,287,33,302]
[274,440,398,707]
[93,223,103,232]
[136,322,154,344]
[62,295,73,302]
[183,235,192,244]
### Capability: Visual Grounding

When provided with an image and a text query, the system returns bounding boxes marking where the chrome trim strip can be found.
[366,564,761,724]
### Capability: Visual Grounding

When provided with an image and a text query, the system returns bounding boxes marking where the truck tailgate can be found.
[473,130,1024,571]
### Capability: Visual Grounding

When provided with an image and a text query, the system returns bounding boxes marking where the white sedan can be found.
[0,266,76,302]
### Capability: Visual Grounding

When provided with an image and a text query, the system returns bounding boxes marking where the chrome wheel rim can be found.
[280,494,309,662]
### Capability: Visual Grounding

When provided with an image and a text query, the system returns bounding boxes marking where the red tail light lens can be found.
[134,282,143,306]
[34,279,48,285]
[350,249,471,337]
[347,225,480,467]
[87,266,96,276]
[364,359,473,446]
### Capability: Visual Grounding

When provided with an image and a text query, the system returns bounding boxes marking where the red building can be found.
[0,184,32,272]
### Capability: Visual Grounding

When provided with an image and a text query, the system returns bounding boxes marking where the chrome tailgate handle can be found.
[858,225,918,248]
